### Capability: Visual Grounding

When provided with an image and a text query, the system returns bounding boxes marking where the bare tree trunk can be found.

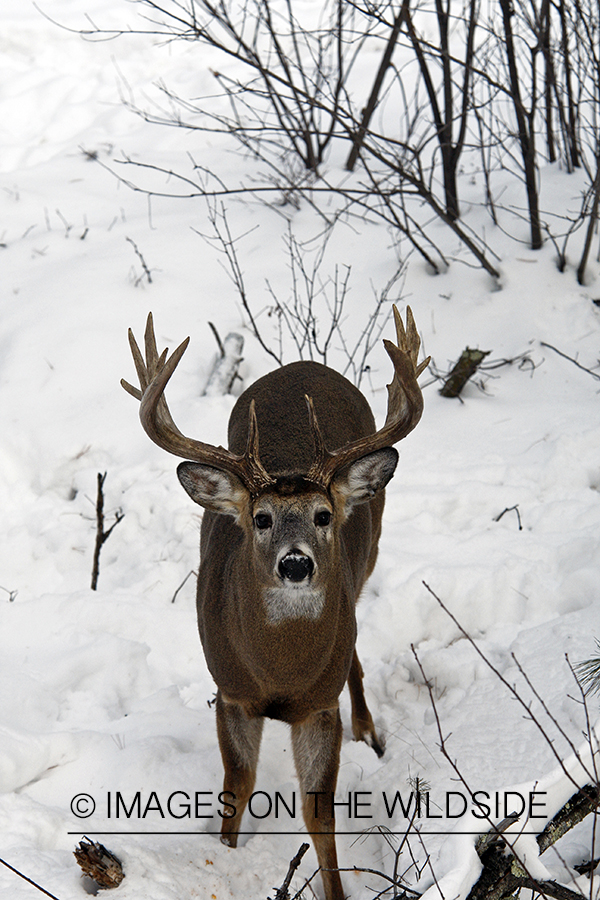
[403,0,477,222]
[539,0,556,162]
[577,155,600,285]
[557,0,580,170]
[345,1,408,172]
[437,0,459,220]
[498,0,543,249]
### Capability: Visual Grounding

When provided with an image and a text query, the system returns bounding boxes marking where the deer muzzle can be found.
[278,550,314,583]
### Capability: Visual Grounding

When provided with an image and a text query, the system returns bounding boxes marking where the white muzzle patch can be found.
[263,586,325,624]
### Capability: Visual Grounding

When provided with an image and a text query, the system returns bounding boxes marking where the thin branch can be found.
[540,342,600,381]
[422,581,594,790]
[493,505,523,530]
[208,321,225,357]
[412,641,599,900]
[91,473,124,591]
[171,570,196,604]
[126,236,153,284]
[0,855,63,900]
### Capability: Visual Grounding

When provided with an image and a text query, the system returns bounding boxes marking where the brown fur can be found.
[196,362,387,900]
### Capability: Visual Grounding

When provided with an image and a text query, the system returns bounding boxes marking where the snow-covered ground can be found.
[2,2,600,898]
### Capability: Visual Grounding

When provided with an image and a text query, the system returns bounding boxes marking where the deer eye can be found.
[314,510,331,527]
[254,512,273,530]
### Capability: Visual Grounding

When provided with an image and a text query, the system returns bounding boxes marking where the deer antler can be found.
[305,305,430,487]
[121,314,275,495]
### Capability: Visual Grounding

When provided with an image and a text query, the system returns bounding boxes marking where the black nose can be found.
[278,552,314,583]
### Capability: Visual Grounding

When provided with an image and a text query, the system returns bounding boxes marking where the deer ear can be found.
[177,462,248,517]
[332,447,398,512]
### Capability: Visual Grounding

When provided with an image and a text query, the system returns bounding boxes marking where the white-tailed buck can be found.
[122,307,429,900]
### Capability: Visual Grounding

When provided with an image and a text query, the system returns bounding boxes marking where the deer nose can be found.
[278,551,314,583]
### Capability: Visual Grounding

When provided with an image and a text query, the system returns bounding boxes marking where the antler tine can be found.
[122,314,274,494]
[144,311,160,373]
[244,401,276,492]
[121,315,172,396]
[120,377,142,401]
[306,305,430,488]
[121,330,146,400]
[391,305,424,368]
[139,333,192,445]
[305,395,328,470]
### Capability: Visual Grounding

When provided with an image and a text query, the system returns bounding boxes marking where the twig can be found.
[338,864,421,889]
[411,643,595,900]
[479,352,540,375]
[194,201,282,366]
[289,865,321,900]
[55,208,73,238]
[493,505,522,530]
[540,342,600,382]
[171,570,195,604]
[125,236,153,285]
[269,843,310,900]
[416,584,600,900]
[91,473,124,591]
[0,855,63,900]
[421,581,594,790]
[208,321,225,357]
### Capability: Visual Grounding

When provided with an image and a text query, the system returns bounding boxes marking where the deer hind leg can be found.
[291,707,345,900]
[348,649,384,758]
[215,691,264,847]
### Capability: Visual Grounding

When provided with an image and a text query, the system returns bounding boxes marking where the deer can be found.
[122,306,429,900]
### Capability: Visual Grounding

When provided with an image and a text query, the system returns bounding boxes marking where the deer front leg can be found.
[348,649,384,758]
[216,691,264,847]
[292,707,345,900]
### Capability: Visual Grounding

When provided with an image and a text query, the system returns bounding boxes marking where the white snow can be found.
[2,1,600,898]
